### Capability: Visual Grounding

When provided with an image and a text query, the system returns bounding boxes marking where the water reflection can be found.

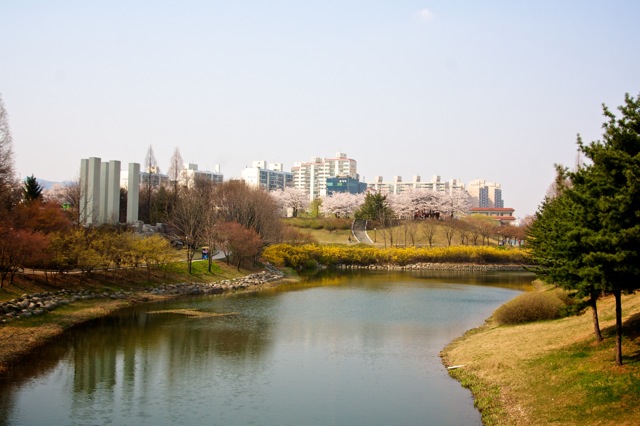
[0,271,534,426]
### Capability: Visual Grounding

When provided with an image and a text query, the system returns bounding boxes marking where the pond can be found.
[0,270,534,426]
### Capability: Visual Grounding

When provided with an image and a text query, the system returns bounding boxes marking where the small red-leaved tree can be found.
[0,227,49,286]
[215,222,262,271]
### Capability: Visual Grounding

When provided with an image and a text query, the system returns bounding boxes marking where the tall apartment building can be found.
[179,163,223,187]
[242,160,293,191]
[120,169,168,189]
[121,163,222,190]
[467,179,504,208]
[291,152,358,200]
[367,175,465,195]
[325,176,367,195]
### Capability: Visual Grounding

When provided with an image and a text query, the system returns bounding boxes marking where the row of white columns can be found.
[79,158,140,226]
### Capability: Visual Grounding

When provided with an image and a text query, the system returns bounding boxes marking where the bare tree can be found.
[0,94,19,217]
[141,145,159,223]
[167,147,184,207]
[45,178,85,225]
[402,220,419,246]
[440,220,458,247]
[420,219,439,247]
[212,181,282,243]
[214,221,262,271]
[169,185,207,273]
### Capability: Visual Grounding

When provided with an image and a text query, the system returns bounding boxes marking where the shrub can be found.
[261,244,530,269]
[494,291,566,325]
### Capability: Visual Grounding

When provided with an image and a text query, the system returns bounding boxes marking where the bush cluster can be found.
[493,290,571,325]
[261,244,530,269]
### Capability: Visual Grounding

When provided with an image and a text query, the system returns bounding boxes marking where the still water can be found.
[0,271,533,426]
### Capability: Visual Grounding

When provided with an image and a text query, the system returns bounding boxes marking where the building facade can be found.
[469,207,516,225]
[291,152,359,200]
[179,163,223,187]
[241,160,293,191]
[367,175,465,195]
[467,179,504,208]
[325,176,367,195]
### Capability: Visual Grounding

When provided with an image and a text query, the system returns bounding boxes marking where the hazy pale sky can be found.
[2,1,639,217]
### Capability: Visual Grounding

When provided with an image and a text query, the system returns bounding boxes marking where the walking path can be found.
[351,219,373,244]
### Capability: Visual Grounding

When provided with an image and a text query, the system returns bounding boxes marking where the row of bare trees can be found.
[169,179,282,272]
[372,216,527,248]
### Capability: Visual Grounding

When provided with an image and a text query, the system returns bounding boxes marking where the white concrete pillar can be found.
[87,157,101,225]
[79,159,89,225]
[107,160,121,224]
[127,163,140,223]
[100,161,109,224]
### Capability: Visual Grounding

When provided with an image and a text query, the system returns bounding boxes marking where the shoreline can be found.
[440,290,640,425]
[0,269,289,373]
[0,264,527,373]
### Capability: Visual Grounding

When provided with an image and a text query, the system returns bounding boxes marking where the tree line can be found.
[527,93,640,366]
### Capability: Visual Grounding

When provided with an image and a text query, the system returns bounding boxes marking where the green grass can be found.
[525,339,640,424]
[443,292,640,426]
[447,368,507,425]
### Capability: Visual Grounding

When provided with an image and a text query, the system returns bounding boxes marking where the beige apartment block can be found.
[291,152,358,200]
[367,175,465,195]
[467,179,503,208]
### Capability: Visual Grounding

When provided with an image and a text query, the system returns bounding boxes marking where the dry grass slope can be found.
[441,292,640,425]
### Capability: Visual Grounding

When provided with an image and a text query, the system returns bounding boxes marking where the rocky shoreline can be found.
[336,262,530,271]
[0,269,285,325]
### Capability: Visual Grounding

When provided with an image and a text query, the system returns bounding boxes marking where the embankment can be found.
[440,291,640,425]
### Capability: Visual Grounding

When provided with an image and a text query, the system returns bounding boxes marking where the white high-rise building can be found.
[179,163,223,187]
[367,175,464,195]
[291,152,358,200]
[467,179,503,208]
[242,161,293,191]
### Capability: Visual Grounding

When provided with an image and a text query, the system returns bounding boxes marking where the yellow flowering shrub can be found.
[262,244,530,269]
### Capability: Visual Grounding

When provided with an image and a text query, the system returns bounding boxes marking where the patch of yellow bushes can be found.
[262,244,530,269]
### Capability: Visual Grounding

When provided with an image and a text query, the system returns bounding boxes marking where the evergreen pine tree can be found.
[22,174,43,202]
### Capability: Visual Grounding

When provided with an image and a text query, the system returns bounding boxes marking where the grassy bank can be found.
[441,291,640,425]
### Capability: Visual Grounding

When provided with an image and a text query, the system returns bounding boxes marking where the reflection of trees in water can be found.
[0,302,276,421]
[70,310,275,395]
[0,271,533,423]
[0,330,75,425]
[300,269,535,291]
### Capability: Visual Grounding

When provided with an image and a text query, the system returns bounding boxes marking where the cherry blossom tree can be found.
[320,192,364,218]
[389,189,443,219]
[441,188,471,218]
[271,187,309,217]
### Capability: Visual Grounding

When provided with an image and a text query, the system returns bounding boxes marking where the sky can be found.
[2,1,639,218]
